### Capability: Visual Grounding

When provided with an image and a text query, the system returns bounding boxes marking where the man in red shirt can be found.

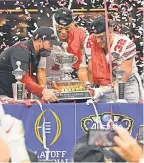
[85,16,143,102]
[39,7,89,83]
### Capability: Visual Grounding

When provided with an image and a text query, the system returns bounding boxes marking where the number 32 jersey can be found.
[85,33,138,78]
[109,33,137,77]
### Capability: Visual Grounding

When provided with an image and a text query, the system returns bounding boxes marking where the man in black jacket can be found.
[0,26,60,102]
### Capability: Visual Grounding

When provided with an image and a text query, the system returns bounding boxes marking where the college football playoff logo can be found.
[34,109,62,147]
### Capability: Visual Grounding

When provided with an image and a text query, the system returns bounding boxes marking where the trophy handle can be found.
[54,57,58,63]
[54,57,61,65]
[73,56,78,64]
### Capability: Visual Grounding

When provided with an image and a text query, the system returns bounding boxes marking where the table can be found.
[3,103,143,162]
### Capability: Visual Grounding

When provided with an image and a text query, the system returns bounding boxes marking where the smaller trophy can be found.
[12,61,25,100]
[113,52,127,103]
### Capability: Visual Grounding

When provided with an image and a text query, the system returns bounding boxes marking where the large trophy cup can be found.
[48,52,92,100]
[12,61,25,100]
[113,52,127,103]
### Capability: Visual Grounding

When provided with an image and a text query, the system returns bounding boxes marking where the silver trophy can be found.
[113,52,127,103]
[54,52,78,81]
[12,61,25,100]
[46,52,92,100]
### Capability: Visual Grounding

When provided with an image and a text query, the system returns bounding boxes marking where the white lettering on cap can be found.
[92,26,97,33]
[59,19,67,25]
[62,11,67,14]
[42,35,46,40]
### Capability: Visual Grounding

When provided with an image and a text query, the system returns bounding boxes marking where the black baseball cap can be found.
[54,7,73,26]
[91,16,112,34]
[33,26,61,46]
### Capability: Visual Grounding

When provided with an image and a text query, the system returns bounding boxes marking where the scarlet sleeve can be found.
[21,73,44,98]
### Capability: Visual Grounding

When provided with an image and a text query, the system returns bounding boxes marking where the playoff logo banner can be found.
[3,103,143,162]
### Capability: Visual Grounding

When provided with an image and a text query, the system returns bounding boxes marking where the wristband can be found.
[84,81,91,87]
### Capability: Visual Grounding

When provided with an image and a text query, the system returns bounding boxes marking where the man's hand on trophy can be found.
[51,81,60,92]
[93,86,113,100]
[85,86,95,97]
[84,81,95,96]
[41,88,60,103]
[93,88,104,100]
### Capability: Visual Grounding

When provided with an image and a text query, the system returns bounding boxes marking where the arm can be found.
[87,59,94,85]
[21,73,59,102]
[121,57,133,83]
[120,40,136,83]
[77,67,89,82]
[112,127,143,163]
[21,73,44,98]
[37,57,47,86]
[11,49,59,102]
[37,68,47,86]
[78,34,91,83]
[10,48,44,98]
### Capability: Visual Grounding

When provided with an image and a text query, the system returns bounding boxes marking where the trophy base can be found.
[12,82,25,100]
[114,82,127,103]
[55,90,92,100]
[115,99,128,103]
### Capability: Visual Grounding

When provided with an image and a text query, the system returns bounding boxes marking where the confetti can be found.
[0,0,143,76]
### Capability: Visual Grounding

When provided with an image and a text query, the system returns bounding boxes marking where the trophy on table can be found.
[54,52,78,81]
[47,52,92,100]
[12,61,25,100]
[113,52,127,103]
